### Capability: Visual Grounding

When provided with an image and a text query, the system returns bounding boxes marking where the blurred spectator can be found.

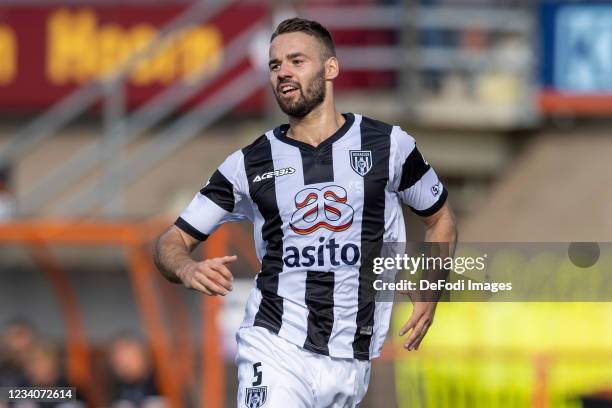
[16,339,83,408]
[0,319,35,387]
[21,341,67,388]
[108,335,164,408]
[0,164,15,220]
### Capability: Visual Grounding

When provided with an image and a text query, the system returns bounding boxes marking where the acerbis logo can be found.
[253,167,295,183]
[289,185,354,235]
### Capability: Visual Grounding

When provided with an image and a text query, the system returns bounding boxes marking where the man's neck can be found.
[286,104,346,148]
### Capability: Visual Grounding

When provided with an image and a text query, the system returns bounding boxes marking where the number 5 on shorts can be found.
[252,362,263,386]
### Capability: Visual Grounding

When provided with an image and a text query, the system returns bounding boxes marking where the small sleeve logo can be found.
[431,182,442,197]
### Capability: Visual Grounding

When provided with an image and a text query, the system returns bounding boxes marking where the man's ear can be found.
[325,56,339,80]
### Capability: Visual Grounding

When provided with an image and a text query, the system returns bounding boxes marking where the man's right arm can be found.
[154,225,199,284]
[154,225,236,296]
[156,149,249,295]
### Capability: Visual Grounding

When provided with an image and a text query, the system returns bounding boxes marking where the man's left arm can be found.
[399,201,457,350]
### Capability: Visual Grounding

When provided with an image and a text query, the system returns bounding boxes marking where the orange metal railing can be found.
[0,220,249,408]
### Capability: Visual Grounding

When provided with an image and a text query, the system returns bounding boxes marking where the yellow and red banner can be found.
[0,3,267,111]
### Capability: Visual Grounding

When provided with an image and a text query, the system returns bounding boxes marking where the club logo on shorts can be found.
[350,150,372,176]
[289,185,354,235]
[245,386,267,408]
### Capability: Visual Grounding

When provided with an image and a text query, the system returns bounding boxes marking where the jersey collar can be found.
[272,113,355,152]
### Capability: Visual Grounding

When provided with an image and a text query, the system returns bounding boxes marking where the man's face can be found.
[269,32,327,118]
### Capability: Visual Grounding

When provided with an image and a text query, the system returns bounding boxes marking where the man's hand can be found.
[397,201,456,351]
[399,301,437,351]
[177,255,238,296]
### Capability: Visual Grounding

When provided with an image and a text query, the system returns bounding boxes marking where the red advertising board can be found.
[0,3,396,113]
[0,3,268,112]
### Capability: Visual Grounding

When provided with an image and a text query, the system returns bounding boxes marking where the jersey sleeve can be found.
[175,150,252,241]
[389,126,448,216]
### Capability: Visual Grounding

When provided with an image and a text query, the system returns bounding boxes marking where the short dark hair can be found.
[271,17,336,60]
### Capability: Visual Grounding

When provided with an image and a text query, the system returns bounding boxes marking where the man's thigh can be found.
[235,327,314,408]
[315,358,372,408]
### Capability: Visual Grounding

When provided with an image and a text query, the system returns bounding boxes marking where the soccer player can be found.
[154,17,457,408]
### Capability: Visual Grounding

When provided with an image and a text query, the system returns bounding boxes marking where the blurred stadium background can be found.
[0,0,611,407]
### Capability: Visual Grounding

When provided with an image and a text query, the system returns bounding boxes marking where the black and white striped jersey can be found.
[176,113,447,360]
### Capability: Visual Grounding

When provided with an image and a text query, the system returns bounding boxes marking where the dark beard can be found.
[274,68,326,118]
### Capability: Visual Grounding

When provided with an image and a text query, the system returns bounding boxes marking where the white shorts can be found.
[235,326,371,408]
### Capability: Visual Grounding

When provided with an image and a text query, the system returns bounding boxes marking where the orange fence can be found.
[0,219,254,408]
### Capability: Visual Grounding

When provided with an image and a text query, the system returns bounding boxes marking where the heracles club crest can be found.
[350,150,372,176]
[245,386,267,408]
